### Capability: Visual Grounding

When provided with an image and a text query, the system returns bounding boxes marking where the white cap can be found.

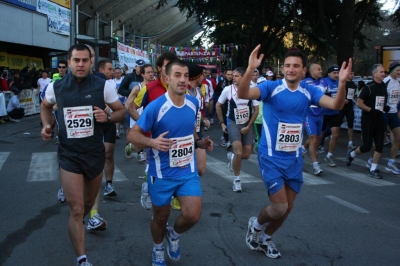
[266,71,274,77]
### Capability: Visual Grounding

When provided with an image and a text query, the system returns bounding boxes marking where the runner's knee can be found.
[266,202,288,219]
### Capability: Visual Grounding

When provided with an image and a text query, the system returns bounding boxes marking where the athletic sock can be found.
[77,255,87,265]
[90,210,98,219]
[327,152,333,158]
[388,159,395,165]
[153,242,164,250]
[234,176,240,182]
[350,151,356,158]
[312,161,319,167]
[169,228,180,239]
[348,141,353,145]
[370,163,378,171]
[259,232,272,243]
[252,217,263,231]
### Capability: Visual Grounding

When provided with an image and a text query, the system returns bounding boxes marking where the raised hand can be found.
[248,44,264,70]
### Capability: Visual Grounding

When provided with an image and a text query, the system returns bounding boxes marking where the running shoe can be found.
[152,248,166,266]
[227,152,234,172]
[116,132,120,139]
[345,149,354,167]
[317,145,325,154]
[86,213,107,231]
[170,197,181,210]
[204,127,208,131]
[384,136,391,146]
[368,169,383,179]
[79,262,92,266]
[221,136,227,147]
[138,171,148,179]
[366,158,372,169]
[138,152,146,163]
[141,182,152,210]
[125,143,133,159]
[165,227,180,261]
[302,147,307,157]
[9,118,21,122]
[55,136,59,145]
[57,186,66,203]
[119,125,124,135]
[324,155,336,167]
[258,239,282,259]
[210,118,214,125]
[245,217,260,250]
[0,118,5,123]
[313,163,323,175]
[226,141,232,150]
[104,183,117,196]
[253,139,258,154]
[347,144,356,150]
[232,180,242,192]
[385,162,400,175]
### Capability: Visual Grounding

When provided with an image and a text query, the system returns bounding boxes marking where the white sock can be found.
[327,152,333,158]
[348,141,353,145]
[312,162,319,167]
[388,159,395,165]
[368,157,373,163]
[77,255,87,265]
[168,228,180,239]
[252,218,263,231]
[153,242,163,250]
[350,151,356,158]
[370,163,378,171]
[234,176,240,182]
[259,232,272,242]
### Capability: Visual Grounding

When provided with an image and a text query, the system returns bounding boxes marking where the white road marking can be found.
[27,152,59,182]
[102,164,129,181]
[325,195,369,213]
[0,152,10,171]
[206,155,261,183]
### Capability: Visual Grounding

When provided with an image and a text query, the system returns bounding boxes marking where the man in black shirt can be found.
[346,64,389,179]
[117,59,145,97]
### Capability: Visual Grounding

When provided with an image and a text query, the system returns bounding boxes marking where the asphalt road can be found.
[0,114,399,266]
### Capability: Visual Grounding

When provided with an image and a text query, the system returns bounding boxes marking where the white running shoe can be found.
[385,162,400,175]
[125,143,133,159]
[317,146,325,154]
[366,158,372,169]
[245,217,260,250]
[141,182,152,210]
[324,155,336,167]
[232,180,242,192]
[57,186,66,203]
[313,163,323,175]
[86,213,107,231]
[138,152,146,163]
[258,239,282,259]
[226,141,232,150]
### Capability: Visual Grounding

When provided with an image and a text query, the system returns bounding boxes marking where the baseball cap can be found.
[136,59,145,66]
[266,70,274,77]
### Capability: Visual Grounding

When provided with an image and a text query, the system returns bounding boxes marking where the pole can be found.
[70,0,76,46]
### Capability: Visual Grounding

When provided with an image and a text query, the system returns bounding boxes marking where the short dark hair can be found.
[140,64,153,75]
[58,60,67,67]
[97,59,112,71]
[67,44,91,60]
[42,70,48,74]
[233,67,245,76]
[283,48,307,67]
[114,67,122,71]
[156,51,178,69]
[165,60,188,76]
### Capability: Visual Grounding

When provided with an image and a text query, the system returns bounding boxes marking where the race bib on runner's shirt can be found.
[63,106,94,138]
[275,122,302,152]
[347,88,355,100]
[169,135,194,167]
[389,90,400,104]
[375,96,384,111]
[234,106,250,124]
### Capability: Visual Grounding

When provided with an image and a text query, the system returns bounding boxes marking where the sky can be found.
[380,0,398,14]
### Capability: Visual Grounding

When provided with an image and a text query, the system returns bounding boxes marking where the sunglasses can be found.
[58,66,67,69]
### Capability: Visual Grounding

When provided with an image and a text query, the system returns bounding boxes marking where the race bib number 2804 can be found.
[169,135,194,167]
[63,106,94,138]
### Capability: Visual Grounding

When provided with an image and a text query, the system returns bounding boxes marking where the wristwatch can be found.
[107,114,111,122]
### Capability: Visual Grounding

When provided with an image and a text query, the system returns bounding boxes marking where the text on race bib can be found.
[169,135,194,167]
[64,106,94,138]
[275,122,302,152]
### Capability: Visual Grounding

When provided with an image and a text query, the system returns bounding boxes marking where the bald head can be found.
[309,63,322,79]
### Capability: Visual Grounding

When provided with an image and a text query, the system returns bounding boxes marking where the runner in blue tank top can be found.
[128,60,213,266]
[237,45,352,260]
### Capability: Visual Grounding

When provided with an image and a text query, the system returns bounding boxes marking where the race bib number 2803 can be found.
[63,106,94,138]
[275,122,302,152]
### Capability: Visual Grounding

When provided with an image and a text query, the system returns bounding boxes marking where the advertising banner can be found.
[0,52,8,67]
[19,89,40,116]
[176,50,218,58]
[4,0,37,11]
[37,0,71,36]
[48,15,70,36]
[116,42,150,71]
[7,54,44,69]
[49,0,70,8]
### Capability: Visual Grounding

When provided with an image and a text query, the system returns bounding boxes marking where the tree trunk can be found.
[335,0,355,65]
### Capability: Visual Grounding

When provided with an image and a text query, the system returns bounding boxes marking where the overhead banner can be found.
[116,42,150,71]
[0,52,44,69]
[4,0,37,11]
[49,0,70,8]
[37,0,71,36]
[176,50,218,58]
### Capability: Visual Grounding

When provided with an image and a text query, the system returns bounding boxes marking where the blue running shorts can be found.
[148,172,202,207]
[258,151,303,195]
[304,114,323,137]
